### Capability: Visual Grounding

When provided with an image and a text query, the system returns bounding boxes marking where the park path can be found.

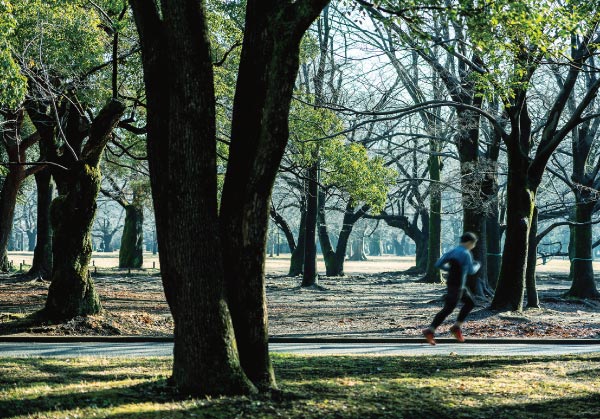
[0,341,599,357]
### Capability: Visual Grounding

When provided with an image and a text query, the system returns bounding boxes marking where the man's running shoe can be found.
[422,328,436,346]
[450,325,465,342]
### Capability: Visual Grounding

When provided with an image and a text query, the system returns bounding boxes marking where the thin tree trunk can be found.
[270,207,296,252]
[525,207,539,308]
[419,150,442,283]
[317,187,336,275]
[0,111,26,272]
[119,204,144,268]
[302,163,319,286]
[28,170,53,279]
[288,204,306,276]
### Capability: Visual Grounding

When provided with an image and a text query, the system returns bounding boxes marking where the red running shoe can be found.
[422,329,436,346]
[450,325,465,342]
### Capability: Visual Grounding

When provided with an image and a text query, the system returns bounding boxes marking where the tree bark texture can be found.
[491,147,535,311]
[320,199,368,276]
[525,207,539,308]
[566,202,600,298]
[419,152,442,283]
[302,163,319,286]
[130,0,256,396]
[29,171,53,278]
[119,204,144,268]
[44,99,125,320]
[288,204,306,276]
[0,111,27,271]
[220,1,329,389]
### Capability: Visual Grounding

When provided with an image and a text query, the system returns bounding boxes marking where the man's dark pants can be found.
[430,273,475,329]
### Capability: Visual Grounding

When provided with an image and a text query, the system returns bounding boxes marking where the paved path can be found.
[1,342,599,357]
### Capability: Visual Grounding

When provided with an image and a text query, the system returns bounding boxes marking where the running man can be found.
[422,232,480,345]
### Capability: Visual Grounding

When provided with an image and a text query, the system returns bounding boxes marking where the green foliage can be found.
[0,0,26,108]
[464,0,600,102]
[321,140,395,212]
[288,95,394,212]
[11,0,105,80]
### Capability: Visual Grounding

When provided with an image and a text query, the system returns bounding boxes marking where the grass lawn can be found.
[0,354,599,418]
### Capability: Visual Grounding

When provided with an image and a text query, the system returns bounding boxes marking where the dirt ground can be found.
[0,253,599,339]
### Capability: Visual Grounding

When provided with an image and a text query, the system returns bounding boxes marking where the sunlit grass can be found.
[0,354,599,418]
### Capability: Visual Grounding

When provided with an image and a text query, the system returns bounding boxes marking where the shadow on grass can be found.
[1,355,599,419]
[274,355,559,381]
[0,357,171,388]
[0,377,173,419]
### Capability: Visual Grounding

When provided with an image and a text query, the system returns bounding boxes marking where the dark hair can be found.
[460,232,478,243]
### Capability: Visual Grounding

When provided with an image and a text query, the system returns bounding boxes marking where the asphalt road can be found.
[1,342,599,357]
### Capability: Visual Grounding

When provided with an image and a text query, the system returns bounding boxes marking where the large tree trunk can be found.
[491,152,535,311]
[102,232,114,252]
[45,99,125,320]
[393,235,407,256]
[130,0,255,396]
[119,204,144,269]
[28,170,53,279]
[565,201,599,298]
[525,207,540,308]
[26,231,36,252]
[44,163,103,319]
[220,1,328,391]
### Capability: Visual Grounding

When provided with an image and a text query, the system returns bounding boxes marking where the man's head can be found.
[460,232,478,250]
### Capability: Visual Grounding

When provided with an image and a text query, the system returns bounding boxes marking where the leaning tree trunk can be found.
[0,167,25,271]
[317,188,337,275]
[566,201,599,299]
[28,170,53,279]
[323,202,368,276]
[525,207,540,308]
[119,204,144,268]
[45,99,125,320]
[288,206,306,276]
[0,110,28,272]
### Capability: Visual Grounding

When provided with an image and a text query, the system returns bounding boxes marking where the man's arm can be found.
[435,252,450,271]
[465,251,480,275]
